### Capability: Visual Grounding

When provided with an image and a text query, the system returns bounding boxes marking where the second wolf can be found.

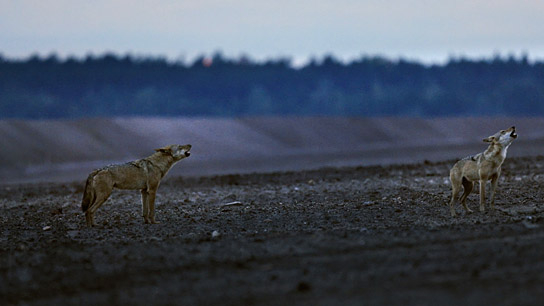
[449,127,517,217]
[81,144,191,227]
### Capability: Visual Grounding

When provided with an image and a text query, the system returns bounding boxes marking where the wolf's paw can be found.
[85,223,98,228]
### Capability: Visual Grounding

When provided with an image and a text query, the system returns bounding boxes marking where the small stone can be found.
[296,281,312,292]
[42,226,51,231]
[522,218,539,229]
[211,230,221,238]
[221,201,243,207]
[67,230,79,238]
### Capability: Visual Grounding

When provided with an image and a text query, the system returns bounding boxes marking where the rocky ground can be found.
[2,156,544,305]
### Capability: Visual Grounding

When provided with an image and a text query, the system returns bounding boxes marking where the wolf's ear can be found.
[483,136,495,143]
[154,147,170,154]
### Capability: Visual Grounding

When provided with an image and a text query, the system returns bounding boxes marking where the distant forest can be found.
[1,53,543,119]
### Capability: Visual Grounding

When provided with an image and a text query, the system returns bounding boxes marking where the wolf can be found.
[81,144,191,227]
[449,127,517,217]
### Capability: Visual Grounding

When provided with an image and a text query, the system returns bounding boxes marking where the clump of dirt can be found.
[2,156,544,305]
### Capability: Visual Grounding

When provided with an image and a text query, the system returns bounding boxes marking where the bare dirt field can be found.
[2,156,544,305]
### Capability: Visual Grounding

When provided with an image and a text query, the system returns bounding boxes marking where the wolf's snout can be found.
[510,127,518,138]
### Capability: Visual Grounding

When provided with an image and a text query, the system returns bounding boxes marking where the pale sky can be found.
[1,0,543,65]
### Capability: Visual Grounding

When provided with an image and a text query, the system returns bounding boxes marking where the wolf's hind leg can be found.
[449,175,462,217]
[85,211,93,227]
[87,182,112,226]
[87,197,110,226]
[460,178,474,213]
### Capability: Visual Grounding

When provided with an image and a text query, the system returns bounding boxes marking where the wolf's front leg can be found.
[141,190,151,224]
[148,190,160,224]
[479,179,487,212]
[490,174,499,210]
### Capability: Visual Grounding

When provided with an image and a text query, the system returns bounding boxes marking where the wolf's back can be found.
[81,170,99,212]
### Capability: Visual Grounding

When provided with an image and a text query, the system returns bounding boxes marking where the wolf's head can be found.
[155,144,192,161]
[483,126,517,146]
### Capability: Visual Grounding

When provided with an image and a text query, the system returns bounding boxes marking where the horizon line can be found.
[1,50,541,68]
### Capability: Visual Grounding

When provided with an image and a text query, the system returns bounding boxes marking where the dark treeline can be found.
[1,52,543,119]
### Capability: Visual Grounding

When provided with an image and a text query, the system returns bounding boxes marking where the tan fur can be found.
[82,144,191,227]
[449,127,517,217]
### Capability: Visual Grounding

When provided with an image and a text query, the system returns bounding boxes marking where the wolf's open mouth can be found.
[511,131,518,138]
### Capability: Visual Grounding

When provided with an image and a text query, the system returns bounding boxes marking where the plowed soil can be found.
[2,156,544,305]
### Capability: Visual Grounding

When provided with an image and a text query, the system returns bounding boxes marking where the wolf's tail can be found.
[81,170,98,212]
